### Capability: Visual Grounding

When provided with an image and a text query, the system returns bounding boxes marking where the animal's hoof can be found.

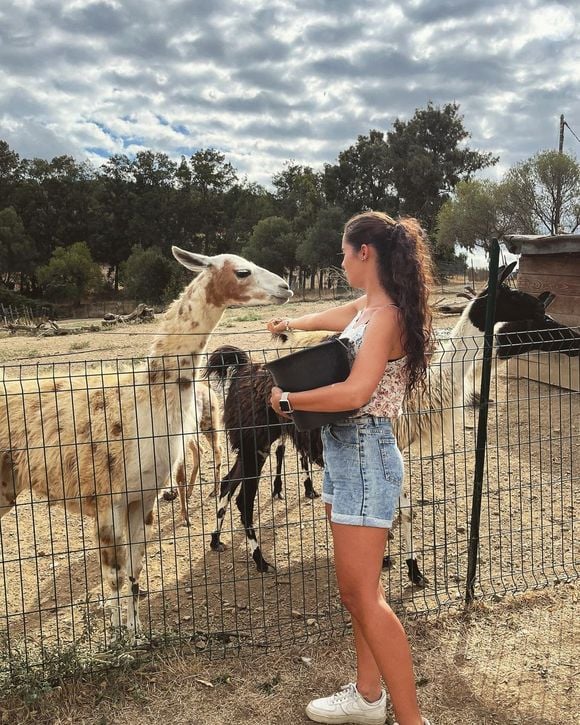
[181,518,191,527]
[382,555,393,570]
[273,493,284,501]
[208,490,217,498]
[211,541,226,553]
[138,588,149,600]
[257,561,274,574]
[162,489,178,502]
[305,490,320,500]
[406,558,428,587]
[253,550,274,573]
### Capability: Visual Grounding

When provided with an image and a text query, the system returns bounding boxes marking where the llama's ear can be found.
[172,246,212,272]
[538,291,556,310]
[498,261,517,284]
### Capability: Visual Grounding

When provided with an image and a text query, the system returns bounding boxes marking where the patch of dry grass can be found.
[2,584,577,725]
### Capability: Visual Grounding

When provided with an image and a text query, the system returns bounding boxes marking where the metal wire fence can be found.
[0,325,578,686]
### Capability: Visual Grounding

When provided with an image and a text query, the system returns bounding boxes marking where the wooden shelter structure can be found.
[504,234,580,391]
[504,234,580,326]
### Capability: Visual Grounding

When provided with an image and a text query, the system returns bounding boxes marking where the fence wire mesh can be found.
[0,326,578,685]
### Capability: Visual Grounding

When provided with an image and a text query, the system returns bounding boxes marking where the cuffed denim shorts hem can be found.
[331,511,394,528]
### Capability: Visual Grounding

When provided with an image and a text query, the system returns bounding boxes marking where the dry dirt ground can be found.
[0,289,578,724]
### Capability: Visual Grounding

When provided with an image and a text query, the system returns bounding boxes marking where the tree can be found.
[187,149,239,254]
[92,154,137,289]
[436,151,580,251]
[119,245,175,305]
[387,102,497,231]
[296,206,344,267]
[0,207,37,288]
[296,206,346,290]
[273,163,324,232]
[242,216,296,276]
[0,140,21,206]
[323,130,394,216]
[436,180,507,250]
[36,242,102,305]
[503,150,580,234]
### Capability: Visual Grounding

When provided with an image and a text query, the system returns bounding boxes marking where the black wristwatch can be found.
[279,391,294,414]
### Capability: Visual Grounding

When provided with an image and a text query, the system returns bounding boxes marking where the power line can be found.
[564,121,580,146]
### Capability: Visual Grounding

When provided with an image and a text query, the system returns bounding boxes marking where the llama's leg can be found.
[272,442,285,499]
[394,488,428,587]
[0,454,19,520]
[125,498,155,639]
[235,447,272,572]
[181,439,200,526]
[202,429,223,498]
[300,452,319,500]
[174,457,189,527]
[96,502,128,635]
[210,458,244,553]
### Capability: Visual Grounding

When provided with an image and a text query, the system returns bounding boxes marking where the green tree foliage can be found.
[436,151,580,250]
[0,104,495,294]
[436,180,505,250]
[503,150,580,234]
[92,154,136,290]
[243,216,296,276]
[273,163,324,232]
[0,207,36,287]
[0,140,21,206]
[36,242,103,304]
[188,149,238,254]
[221,181,277,254]
[119,245,175,305]
[296,206,345,269]
[323,130,394,216]
[387,102,497,230]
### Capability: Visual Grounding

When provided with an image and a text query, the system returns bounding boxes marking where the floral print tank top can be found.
[340,307,409,418]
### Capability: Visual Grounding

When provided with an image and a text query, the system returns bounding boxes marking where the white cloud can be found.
[0,0,579,188]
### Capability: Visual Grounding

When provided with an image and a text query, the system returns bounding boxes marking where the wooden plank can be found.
[518,273,580,297]
[505,235,580,255]
[520,254,580,278]
[507,352,580,392]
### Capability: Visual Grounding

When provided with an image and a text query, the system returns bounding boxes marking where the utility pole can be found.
[555,114,565,233]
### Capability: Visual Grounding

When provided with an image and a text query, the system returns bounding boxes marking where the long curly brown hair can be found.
[344,211,434,394]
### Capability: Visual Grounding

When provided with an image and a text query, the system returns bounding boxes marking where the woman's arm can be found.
[267,296,366,334]
[270,307,400,414]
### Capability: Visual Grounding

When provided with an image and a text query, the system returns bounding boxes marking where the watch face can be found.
[280,399,292,413]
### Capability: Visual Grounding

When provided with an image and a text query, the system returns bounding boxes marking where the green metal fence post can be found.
[466,238,501,605]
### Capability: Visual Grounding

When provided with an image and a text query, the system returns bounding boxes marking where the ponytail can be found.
[343,212,434,394]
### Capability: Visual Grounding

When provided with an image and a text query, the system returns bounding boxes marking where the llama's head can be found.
[172,247,293,307]
[465,262,579,358]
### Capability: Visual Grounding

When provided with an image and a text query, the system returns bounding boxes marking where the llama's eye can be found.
[235,269,251,278]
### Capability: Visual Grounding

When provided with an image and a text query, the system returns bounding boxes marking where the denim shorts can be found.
[321,416,403,528]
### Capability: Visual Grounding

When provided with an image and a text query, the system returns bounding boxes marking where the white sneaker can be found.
[394,720,430,725]
[306,682,387,724]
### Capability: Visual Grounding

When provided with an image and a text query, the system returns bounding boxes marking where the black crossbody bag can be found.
[265,338,357,432]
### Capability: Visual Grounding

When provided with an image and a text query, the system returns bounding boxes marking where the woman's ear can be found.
[360,243,369,261]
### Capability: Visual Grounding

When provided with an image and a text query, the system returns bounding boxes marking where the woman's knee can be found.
[339,587,381,618]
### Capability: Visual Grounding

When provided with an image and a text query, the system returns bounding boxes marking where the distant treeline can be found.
[0,102,497,306]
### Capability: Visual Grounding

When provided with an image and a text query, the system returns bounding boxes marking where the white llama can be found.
[0,247,292,638]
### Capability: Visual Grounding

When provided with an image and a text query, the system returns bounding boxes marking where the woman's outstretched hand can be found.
[267,317,291,334]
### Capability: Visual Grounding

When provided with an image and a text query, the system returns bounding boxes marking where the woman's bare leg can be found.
[330,514,422,725]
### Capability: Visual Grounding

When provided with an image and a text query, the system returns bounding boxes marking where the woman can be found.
[268,211,432,725]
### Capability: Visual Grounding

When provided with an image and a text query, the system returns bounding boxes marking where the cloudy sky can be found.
[1,0,578,188]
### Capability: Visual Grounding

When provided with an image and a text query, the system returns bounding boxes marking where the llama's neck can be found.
[148,273,225,383]
[431,309,484,403]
